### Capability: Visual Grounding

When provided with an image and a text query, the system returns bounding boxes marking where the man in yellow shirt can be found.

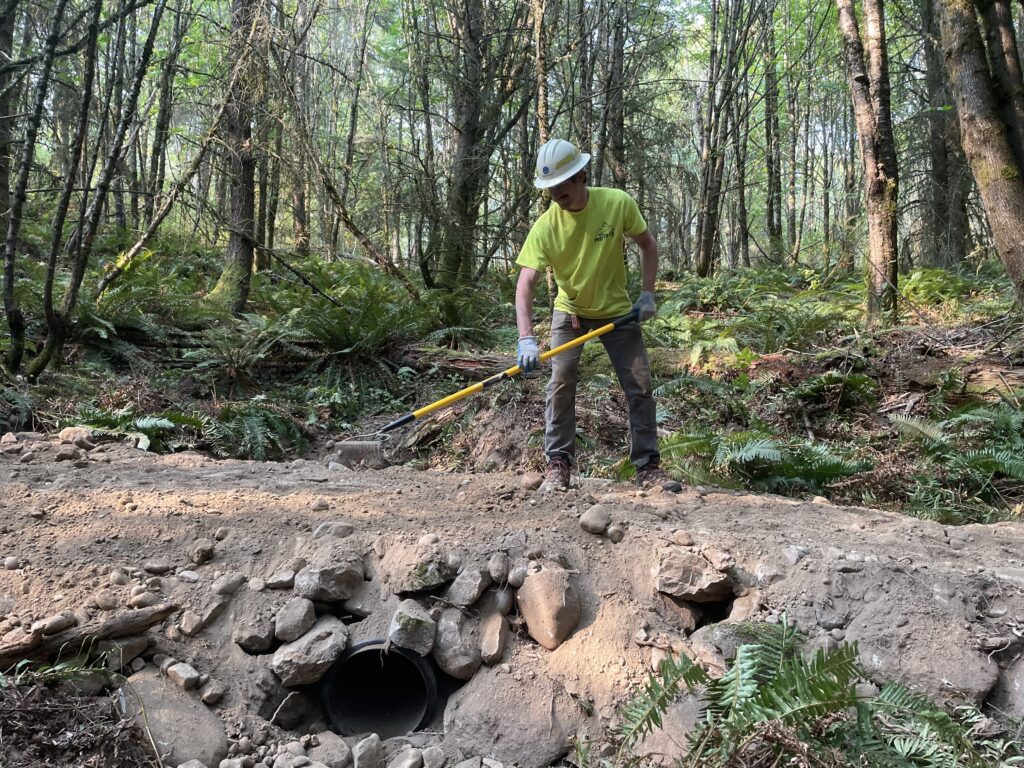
[515,139,681,493]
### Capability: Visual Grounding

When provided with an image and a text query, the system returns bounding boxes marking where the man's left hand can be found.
[633,291,656,322]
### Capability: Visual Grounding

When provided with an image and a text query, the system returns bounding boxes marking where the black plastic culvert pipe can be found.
[320,639,438,739]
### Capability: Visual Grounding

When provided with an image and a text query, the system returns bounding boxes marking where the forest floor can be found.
[1,431,1023,767]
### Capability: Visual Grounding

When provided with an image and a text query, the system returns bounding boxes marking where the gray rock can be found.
[118,668,228,766]
[130,591,161,608]
[234,614,275,654]
[272,616,349,686]
[177,761,209,768]
[200,678,226,704]
[93,589,119,610]
[266,570,296,589]
[308,730,352,768]
[783,545,808,565]
[54,444,81,462]
[479,613,509,665]
[352,734,383,768]
[443,569,491,607]
[452,761,480,768]
[190,538,216,565]
[654,548,732,603]
[276,597,317,642]
[433,608,481,680]
[990,655,1024,718]
[606,524,625,543]
[144,558,172,575]
[487,552,510,584]
[181,610,205,637]
[313,521,354,539]
[40,611,75,635]
[4,556,19,570]
[476,587,514,617]
[109,569,130,586]
[394,554,454,594]
[421,746,445,768]
[443,667,582,768]
[212,572,246,595]
[660,594,701,633]
[579,504,612,534]
[295,559,364,602]
[167,662,202,690]
[516,567,581,650]
[387,749,423,768]
[506,561,528,589]
[388,599,436,656]
[343,580,378,618]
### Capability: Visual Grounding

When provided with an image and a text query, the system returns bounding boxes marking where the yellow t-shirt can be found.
[516,187,647,319]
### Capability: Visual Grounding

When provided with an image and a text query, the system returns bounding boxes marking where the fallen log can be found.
[0,602,178,669]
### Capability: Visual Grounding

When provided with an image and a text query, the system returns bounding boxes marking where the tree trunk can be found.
[208,0,260,315]
[764,9,785,262]
[836,0,898,323]
[3,0,71,372]
[939,0,1024,305]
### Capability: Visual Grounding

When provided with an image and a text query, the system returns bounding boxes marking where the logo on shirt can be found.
[594,221,614,243]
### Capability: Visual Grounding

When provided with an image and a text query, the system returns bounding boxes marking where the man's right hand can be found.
[517,336,540,372]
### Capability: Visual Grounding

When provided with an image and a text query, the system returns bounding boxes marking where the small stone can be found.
[433,609,481,680]
[421,746,445,768]
[54,445,82,462]
[110,569,130,586]
[234,617,275,654]
[276,598,317,642]
[520,471,543,490]
[507,561,529,589]
[387,748,423,768]
[130,592,161,609]
[248,578,266,592]
[311,498,330,511]
[487,552,510,584]
[167,662,202,690]
[93,590,119,611]
[271,616,349,686]
[212,572,246,595]
[180,610,205,637]
[41,611,76,635]
[4,556,19,570]
[389,600,436,656]
[783,545,808,565]
[418,533,439,545]
[671,530,694,546]
[312,521,354,539]
[579,504,612,534]
[143,559,171,575]
[352,733,383,768]
[294,559,364,601]
[606,524,625,543]
[480,612,509,665]
[655,548,732,602]
[443,568,491,607]
[190,538,216,565]
[308,730,351,768]
[179,570,201,584]
[266,570,295,589]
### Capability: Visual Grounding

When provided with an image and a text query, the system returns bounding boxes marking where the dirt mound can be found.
[1,433,1023,767]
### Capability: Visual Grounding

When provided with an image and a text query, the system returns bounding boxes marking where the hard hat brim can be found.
[534,152,590,189]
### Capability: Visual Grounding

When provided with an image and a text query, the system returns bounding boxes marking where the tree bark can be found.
[836,0,898,323]
[3,0,71,372]
[939,0,1024,305]
[209,0,261,315]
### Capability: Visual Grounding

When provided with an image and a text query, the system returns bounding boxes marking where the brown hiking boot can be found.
[636,462,683,493]
[541,457,571,492]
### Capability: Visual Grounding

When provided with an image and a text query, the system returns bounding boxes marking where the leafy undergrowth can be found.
[2,254,1022,525]
[576,618,1024,767]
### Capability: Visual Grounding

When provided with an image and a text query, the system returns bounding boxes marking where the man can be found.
[515,138,682,493]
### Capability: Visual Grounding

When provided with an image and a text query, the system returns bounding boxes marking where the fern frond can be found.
[889,414,947,447]
[613,654,709,750]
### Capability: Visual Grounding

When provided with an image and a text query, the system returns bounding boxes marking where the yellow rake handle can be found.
[379,310,639,433]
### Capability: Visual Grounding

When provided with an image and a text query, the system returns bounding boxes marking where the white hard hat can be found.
[534,139,590,189]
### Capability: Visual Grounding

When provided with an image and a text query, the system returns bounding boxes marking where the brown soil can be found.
[1,437,1023,766]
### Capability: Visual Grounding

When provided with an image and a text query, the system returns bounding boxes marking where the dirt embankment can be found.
[1,436,1022,767]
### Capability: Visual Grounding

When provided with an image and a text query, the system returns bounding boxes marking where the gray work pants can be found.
[544,310,660,470]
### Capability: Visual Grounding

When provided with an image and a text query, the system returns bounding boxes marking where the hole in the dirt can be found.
[319,640,438,739]
[696,596,735,626]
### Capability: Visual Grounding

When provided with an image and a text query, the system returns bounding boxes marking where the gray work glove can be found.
[633,291,657,322]
[517,336,540,372]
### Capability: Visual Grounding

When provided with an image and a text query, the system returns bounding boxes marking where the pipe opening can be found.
[320,641,438,739]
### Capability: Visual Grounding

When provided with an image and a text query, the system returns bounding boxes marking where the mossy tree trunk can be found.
[938,0,1024,307]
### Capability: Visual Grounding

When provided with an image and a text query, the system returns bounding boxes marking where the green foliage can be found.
[901,268,974,306]
[792,370,877,409]
[889,399,1024,523]
[0,384,37,431]
[70,407,203,452]
[593,618,1024,767]
[0,657,104,688]
[202,398,308,461]
[659,429,869,492]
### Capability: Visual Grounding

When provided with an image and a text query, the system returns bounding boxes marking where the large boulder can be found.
[515,566,581,650]
[272,616,350,686]
[432,608,481,680]
[443,666,585,768]
[308,730,353,768]
[295,557,364,602]
[654,548,733,603]
[388,599,436,656]
[116,668,228,767]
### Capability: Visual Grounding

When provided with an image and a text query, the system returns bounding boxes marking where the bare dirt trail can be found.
[1,436,1023,767]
